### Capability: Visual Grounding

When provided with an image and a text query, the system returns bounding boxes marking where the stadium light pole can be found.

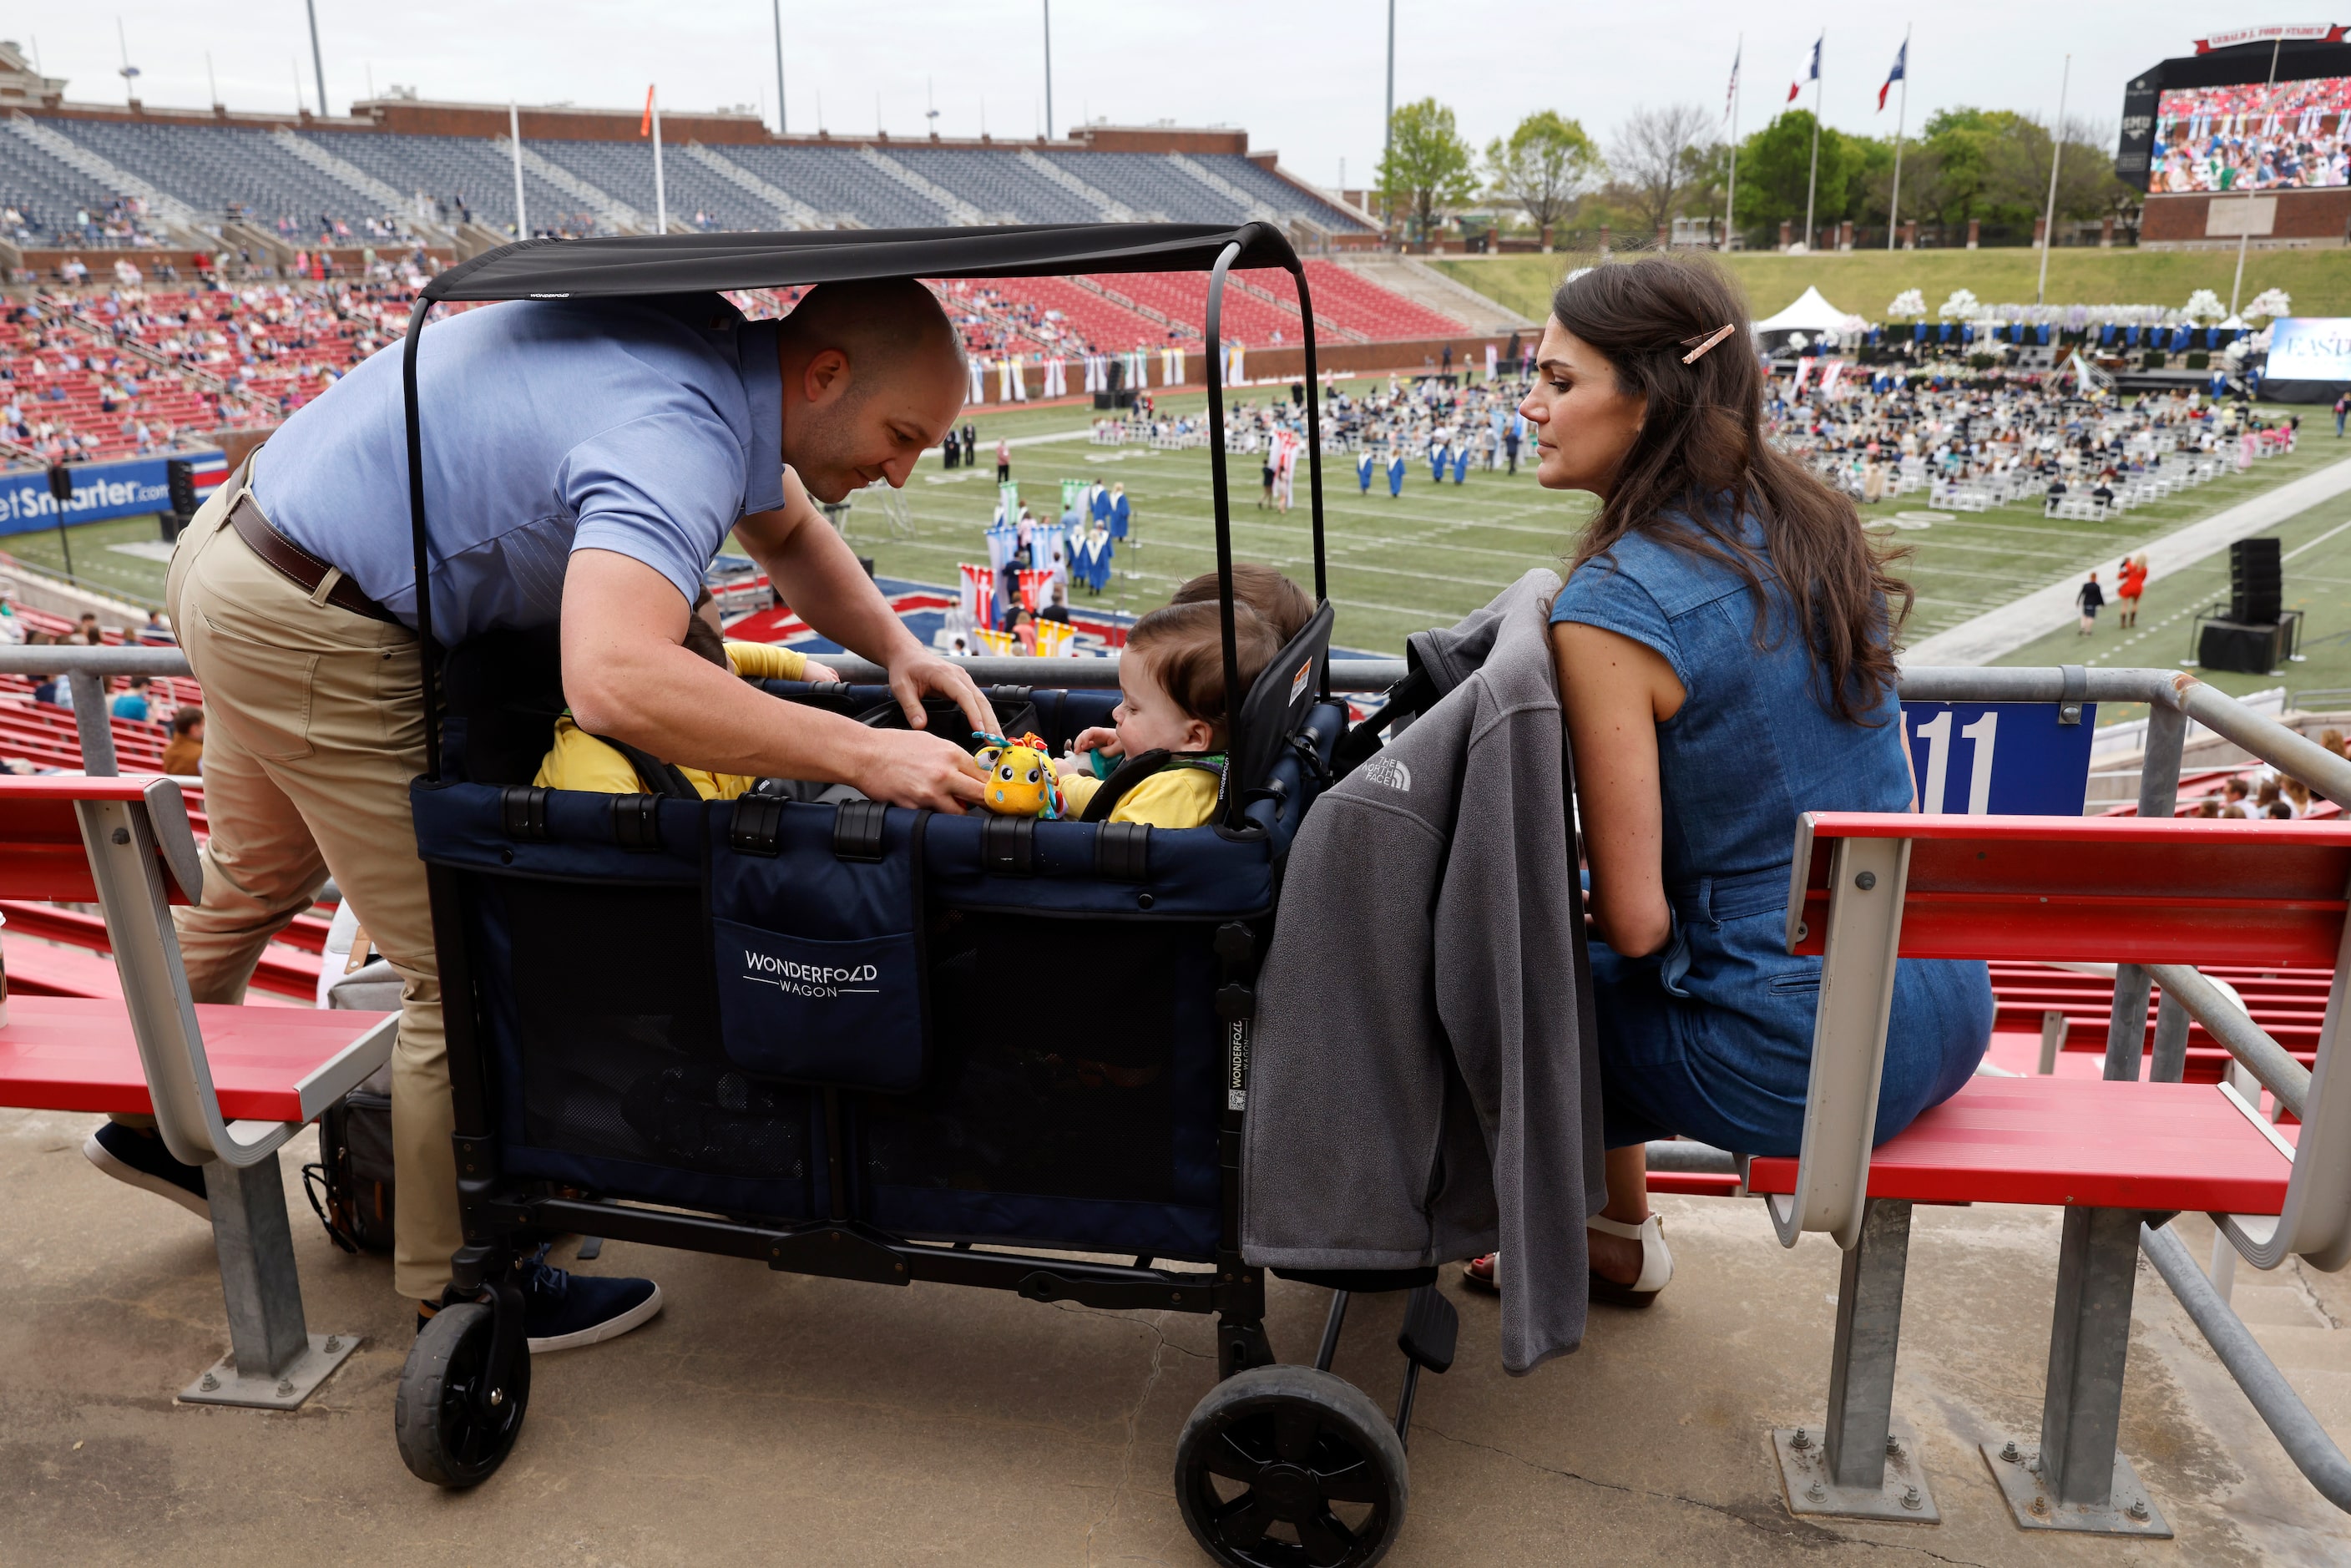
[1722,35,1742,254]
[2035,53,2069,306]
[304,0,328,119]
[772,0,787,135]
[1042,0,1054,141]
[2231,35,2285,317]
[508,102,528,238]
[1383,0,1395,245]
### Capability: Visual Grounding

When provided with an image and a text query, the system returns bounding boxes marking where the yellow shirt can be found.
[533,640,808,800]
[1059,765,1221,828]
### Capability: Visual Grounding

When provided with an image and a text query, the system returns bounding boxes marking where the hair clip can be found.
[1680,324,1737,364]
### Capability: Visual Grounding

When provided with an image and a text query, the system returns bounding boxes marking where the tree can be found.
[1611,103,1715,239]
[1484,111,1602,244]
[1377,99,1479,244]
[1732,110,1859,242]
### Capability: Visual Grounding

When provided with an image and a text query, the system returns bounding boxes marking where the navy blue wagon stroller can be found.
[391,223,1456,1566]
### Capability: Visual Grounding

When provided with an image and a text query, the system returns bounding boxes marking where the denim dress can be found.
[1551,513,1993,1158]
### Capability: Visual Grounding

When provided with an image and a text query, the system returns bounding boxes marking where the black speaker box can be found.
[2198,619,2288,675]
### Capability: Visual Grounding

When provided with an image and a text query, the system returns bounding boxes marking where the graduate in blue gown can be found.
[1357,450,1374,493]
[1452,446,1471,484]
[1428,443,1446,483]
[1387,450,1406,497]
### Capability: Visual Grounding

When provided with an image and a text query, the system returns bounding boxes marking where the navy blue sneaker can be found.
[84,1122,210,1221]
[518,1254,662,1353]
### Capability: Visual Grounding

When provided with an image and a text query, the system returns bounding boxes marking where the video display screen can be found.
[2265,318,2351,382]
[2152,77,2351,191]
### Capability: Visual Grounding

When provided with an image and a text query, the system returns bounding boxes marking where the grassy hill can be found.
[1426,248,2340,326]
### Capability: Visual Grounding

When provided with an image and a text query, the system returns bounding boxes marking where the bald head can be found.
[776,277,968,502]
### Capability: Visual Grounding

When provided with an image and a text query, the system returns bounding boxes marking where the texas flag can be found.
[1878,38,1907,111]
[1789,33,1821,103]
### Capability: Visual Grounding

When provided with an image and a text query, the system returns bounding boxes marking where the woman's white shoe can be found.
[1588,1213,1672,1307]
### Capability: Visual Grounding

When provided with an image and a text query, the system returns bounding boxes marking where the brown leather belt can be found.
[226,473,404,625]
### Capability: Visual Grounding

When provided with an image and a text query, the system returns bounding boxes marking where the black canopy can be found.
[425,221,1300,302]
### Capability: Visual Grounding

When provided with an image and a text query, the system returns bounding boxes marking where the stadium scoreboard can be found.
[2118,31,2351,193]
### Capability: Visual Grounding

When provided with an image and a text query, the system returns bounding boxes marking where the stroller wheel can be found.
[1174,1364,1408,1568]
[395,1302,531,1487]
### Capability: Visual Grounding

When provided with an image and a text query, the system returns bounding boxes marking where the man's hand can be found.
[849,726,987,813]
[887,648,1000,739]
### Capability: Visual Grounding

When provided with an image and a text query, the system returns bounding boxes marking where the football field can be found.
[4,397,2338,664]
[840,401,2343,657]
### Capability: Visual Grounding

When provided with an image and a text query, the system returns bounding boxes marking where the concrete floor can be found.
[5,1104,2348,1568]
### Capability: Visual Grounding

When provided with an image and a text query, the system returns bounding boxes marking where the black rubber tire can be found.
[1174,1365,1408,1568]
[394,1302,531,1487]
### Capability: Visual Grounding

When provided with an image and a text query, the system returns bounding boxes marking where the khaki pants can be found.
[164,476,461,1301]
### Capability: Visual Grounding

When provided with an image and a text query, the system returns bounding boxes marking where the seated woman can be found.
[1469,255,1993,1304]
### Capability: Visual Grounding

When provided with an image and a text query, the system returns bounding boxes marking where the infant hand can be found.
[800,660,842,684]
[1072,726,1122,757]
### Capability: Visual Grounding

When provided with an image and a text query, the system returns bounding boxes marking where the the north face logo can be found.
[1360,756,1412,792]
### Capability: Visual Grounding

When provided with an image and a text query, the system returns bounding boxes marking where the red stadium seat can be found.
[1757,812,2348,1531]
[0,773,385,1409]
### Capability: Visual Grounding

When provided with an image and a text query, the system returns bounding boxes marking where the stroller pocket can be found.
[712,923,925,1089]
[706,799,932,1094]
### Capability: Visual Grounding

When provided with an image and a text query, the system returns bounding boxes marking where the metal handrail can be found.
[2142,1221,2351,1513]
[2144,963,2311,1120]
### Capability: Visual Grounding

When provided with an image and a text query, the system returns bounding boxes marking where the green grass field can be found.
[13,402,2338,663]
[1990,440,2351,726]
[1428,250,2337,326]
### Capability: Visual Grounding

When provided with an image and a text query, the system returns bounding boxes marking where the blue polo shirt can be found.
[251,296,783,645]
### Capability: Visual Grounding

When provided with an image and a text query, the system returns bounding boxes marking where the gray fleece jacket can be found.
[1241,569,1605,1375]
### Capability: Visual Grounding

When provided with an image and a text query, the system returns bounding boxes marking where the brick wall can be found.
[2141,189,2351,245]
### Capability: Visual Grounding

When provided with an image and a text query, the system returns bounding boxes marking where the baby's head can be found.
[1169,564,1313,647]
[1115,600,1279,756]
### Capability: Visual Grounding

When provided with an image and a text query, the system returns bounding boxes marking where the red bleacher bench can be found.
[1751,812,2348,1536]
[0,775,391,1409]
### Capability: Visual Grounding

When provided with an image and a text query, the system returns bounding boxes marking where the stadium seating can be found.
[0,113,1375,246]
[1294,259,1467,341]
[1755,811,2340,1530]
[0,772,389,1408]
[42,119,400,240]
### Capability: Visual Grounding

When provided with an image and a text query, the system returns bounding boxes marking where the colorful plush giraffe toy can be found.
[973,731,1066,819]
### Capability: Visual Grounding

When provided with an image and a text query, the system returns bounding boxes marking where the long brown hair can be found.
[1551,255,1911,724]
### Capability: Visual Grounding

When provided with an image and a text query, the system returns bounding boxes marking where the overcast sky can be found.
[25,3,2227,188]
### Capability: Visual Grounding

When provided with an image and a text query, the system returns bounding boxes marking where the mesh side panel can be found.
[493,877,812,1183]
[862,912,1200,1206]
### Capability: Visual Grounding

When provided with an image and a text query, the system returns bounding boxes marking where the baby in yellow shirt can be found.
[535,600,838,800]
[1055,598,1280,828]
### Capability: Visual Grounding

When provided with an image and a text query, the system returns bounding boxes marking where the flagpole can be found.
[651,87,668,233]
[1722,36,1742,255]
[2035,53,2068,306]
[508,101,528,238]
[1887,26,1909,251]
[1803,33,1822,252]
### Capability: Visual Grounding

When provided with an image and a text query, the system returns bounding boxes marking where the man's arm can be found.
[736,469,999,737]
[561,549,984,812]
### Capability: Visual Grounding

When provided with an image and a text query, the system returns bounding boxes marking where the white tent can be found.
[1754,286,1851,336]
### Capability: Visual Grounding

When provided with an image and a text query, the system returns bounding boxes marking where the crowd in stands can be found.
[0,601,203,778]
[4,195,168,250]
[1764,375,2295,508]
[0,271,456,458]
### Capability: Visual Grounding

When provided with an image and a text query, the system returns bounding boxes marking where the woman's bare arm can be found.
[1553,620,1686,959]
